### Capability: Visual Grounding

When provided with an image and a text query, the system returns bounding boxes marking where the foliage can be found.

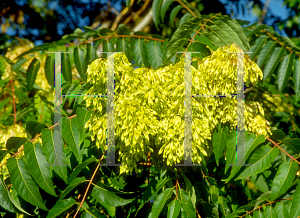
[0,4,300,218]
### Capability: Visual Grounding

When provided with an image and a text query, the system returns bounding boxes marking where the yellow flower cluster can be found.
[85,43,271,175]
[262,93,294,115]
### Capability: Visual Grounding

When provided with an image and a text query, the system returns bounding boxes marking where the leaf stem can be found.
[175,0,197,18]
[72,152,106,218]
[266,136,300,165]
[239,198,292,217]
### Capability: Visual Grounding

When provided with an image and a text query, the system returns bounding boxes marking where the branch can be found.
[240,198,292,217]
[175,0,197,18]
[258,0,271,24]
[266,137,300,165]
[72,152,106,218]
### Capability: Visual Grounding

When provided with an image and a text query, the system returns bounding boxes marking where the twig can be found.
[196,207,202,218]
[239,198,292,217]
[258,0,271,24]
[266,137,300,165]
[175,0,197,18]
[138,162,153,166]
[180,14,218,60]
[51,35,165,53]
[72,153,106,218]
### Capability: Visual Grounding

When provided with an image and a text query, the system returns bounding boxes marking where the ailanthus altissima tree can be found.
[0,7,300,218]
[85,43,271,175]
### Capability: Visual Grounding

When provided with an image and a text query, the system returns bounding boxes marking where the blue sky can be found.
[223,0,290,36]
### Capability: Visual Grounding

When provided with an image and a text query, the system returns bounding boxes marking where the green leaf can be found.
[224,19,250,50]
[0,177,32,215]
[212,123,228,166]
[44,55,54,88]
[224,133,266,182]
[92,182,134,207]
[250,36,268,60]
[264,47,285,81]
[16,43,55,60]
[86,43,96,66]
[76,107,92,146]
[275,201,289,218]
[46,198,76,218]
[270,128,286,142]
[26,121,47,138]
[0,98,10,112]
[62,117,82,164]
[7,158,48,211]
[225,129,237,173]
[100,202,115,217]
[178,188,196,218]
[73,28,84,36]
[116,37,131,61]
[245,24,267,37]
[24,141,57,197]
[294,58,300,101]
[281,138,300,154]
[131,37,149,68]
[0,149,8,163]
[41,129,69,184]
[278,52,295,93]
[153,0,163,30]
[235,145,279,180]
[147,40,163,69]
[12,58,27,72]
[179,13,192,27]
[26,58,40,91]
[62,82,80,105]
[126,0,131,8]
[253,210,266,217]
[149,188,174,218]
[167,199,180,218]
[254,191,271,208]
[6,137,27,152]
[81,206,106,218]
[74,47,87,81]
[270,161,298,201]
[257,41,277,68]
[194,181,209,202]
[102,39,115,56]
[59,177,86,201]
[164,15,249,64]
[136,177,171,215]
[182,174,196,207]
[264,205,278,218]
[0,177,17,213]
[69,157,96,183]
[290,181,300,218]
[161,0,173,21]
[61,53,72,83]
[170,5,182,27]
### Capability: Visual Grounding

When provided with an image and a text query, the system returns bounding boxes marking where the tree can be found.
[0,1,300,217]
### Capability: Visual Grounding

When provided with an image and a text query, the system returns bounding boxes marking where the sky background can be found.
[4,0,292,46]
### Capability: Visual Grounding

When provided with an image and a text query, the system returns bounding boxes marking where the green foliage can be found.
[0,7,299,218]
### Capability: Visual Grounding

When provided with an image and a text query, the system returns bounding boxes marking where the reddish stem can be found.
[266,136,300,165]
